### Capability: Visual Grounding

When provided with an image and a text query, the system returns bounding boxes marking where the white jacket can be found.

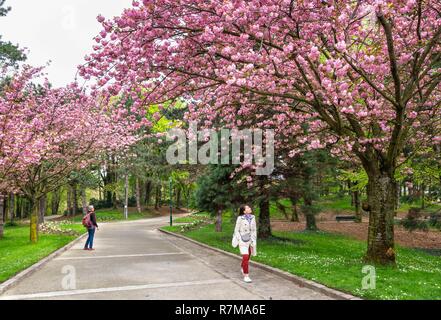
[232,215,257,256]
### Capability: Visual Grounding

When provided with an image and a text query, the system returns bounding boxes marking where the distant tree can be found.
[0,1,26,69]
[195,165,237,232]
[0,68,135,242]
[0,0,10,16]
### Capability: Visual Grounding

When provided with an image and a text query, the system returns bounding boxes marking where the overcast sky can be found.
[0,0,132,87]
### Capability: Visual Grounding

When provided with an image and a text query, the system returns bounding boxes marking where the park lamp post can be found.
[169,176,173,227]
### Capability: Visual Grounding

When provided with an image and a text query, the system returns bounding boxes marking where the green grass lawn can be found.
[0,223,86,284]
[265,196,356,219]
[284,195,441,216]
[162,217,441,300]
[398,201,441,214]
[68,208,158,223]
[317,195,357,212]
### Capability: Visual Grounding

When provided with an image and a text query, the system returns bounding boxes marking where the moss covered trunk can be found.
[365,171,396,265]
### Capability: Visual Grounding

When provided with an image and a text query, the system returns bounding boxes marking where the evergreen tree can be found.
[0,1,26,68]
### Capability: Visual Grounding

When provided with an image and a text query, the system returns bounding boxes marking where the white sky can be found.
[0,0,132,87]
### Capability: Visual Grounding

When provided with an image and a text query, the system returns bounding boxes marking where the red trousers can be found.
[241,246,252,274]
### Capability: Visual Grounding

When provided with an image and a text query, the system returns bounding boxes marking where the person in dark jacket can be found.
[84,205,99,251]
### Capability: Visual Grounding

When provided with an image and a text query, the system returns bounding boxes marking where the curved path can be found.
[0,216,332,300]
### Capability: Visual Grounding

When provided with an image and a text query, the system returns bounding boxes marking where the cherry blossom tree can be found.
[0,66,136,242]
[81,0,441,264]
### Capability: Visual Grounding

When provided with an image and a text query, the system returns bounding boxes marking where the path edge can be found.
[0,233,87,295]
[158,228,362,301]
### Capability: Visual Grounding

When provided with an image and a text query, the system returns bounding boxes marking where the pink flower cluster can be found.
[0,66,136,193]
[78,0,440,170]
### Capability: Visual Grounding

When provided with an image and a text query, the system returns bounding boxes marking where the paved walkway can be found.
[0,216,332,300]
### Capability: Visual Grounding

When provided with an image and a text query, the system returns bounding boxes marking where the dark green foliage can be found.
[194,165,236,214]
[128,196,137,207]
[62,207,83,216]
[400,207,429,231]
[400,218,429,232]
[0,41,26,67]
[89,198,112,210]
[0,0,10,16]
[0,1,27,68]
[4,221,18,227]
[429,214,441,230]
[276,150,333,230]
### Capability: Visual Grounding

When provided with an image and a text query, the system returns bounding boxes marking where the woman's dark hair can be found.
[239,204,251,216]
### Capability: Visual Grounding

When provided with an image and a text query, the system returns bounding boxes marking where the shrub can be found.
[128,196,137,207]
[89,198,112,210]
[407,207,423,219]
[400,208,429,232]
[4,221,19,227]
[400,218,429,232]
[62,207,83,216]
[429,214,441,230]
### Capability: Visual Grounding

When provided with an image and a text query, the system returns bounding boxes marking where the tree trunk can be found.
[0,195,5,239]
[155,184,161,210]
[349,181,355,206]
[135,178,142,214]
[124,173,129,219]
[81,187,87,216]
[303,198,318,231]
[51,189,61,216]
[67,185,73,216]
[8,193,14,223]
[159,183,163,207]
[25,198,32,218]
[30,198,38,243]
[421,184,426,209]
[15,195,21,219]
[258,198,272,239]
[72,184,78,215]
[289,196,300,222]
[365,171,396,265]
[176,188,181,210]
[106,190,112,207]
[354,190,362,223]
[186,185,192,211]
[144,181,152,206]
[305,213,317,231]
[38,195,47,225]
[276,201,290,220]
[215,208,222,232]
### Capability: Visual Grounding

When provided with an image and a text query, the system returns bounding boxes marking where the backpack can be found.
[82,212,92,228]
[239,216,253,242]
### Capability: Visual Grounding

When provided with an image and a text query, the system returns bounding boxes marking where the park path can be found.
[0,216,332,300]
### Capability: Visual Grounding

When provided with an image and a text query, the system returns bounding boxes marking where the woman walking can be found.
[83,205,98,251]
[232,204,257,283]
